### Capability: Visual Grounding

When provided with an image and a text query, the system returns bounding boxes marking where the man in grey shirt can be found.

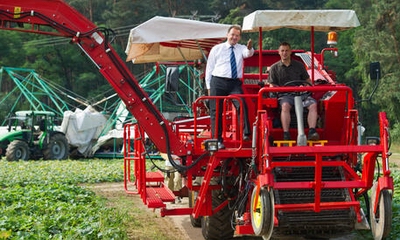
[268,42,319,141]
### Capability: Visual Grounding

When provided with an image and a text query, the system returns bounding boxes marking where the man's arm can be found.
[205,47,216,91]
[247,39,253,50]
[243,39,254,58]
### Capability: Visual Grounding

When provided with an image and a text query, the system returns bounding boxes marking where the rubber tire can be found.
[250,187,274,239]
[370,183,392,240]
[201,190,234,240]
[6,140,30,161]
[188,190,202,227]
[43,133,69,160]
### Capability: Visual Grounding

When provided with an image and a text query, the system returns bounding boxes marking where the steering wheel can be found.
[283,80,312,97]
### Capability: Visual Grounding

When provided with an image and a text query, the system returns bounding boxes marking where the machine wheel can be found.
[250,187,274,240]
[43,134,69,160]
[6,140,30,161]
[201,189,234,240]
[370,182,392,240]
[188,190,202,227]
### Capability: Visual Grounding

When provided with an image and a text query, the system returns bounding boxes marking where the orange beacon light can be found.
[327,31,338,46]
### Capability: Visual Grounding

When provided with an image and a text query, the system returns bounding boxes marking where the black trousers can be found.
[209,76,250,142]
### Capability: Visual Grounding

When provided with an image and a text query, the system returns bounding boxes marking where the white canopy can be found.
[125,16,231,63]
[242,10,360,32]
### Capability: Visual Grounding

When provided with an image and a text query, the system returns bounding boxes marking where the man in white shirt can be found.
[205,25,254,149]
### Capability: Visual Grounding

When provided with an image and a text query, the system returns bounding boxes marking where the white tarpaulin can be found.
[242,10,360,32]
[60,106,107,156]
[125,16,231,63]
[90,101,130,155]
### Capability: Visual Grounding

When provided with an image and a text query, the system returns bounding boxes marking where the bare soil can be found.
[88,182,264,240]
[88,182,190,240]
[88,182,368,240]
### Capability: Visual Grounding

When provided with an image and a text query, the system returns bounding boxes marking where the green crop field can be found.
[0,159,127,239]
[0,157,399,240]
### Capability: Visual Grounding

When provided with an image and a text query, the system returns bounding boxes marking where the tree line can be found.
[0,0,398,140]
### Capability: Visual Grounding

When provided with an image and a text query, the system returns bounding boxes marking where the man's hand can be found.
[247,39,253,50]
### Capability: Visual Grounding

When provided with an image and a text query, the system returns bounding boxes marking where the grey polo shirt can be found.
[268,59,309,86]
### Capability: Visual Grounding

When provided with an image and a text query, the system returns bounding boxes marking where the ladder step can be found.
[145,186,175,208]
[146,171,164,182]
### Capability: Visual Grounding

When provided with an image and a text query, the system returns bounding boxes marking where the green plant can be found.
[0,159,127,239]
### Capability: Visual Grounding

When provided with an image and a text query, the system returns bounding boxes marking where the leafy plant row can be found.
[390,172,400,238]
[0,159,126,240]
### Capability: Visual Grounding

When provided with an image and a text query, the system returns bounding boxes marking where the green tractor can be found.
[0,111,69,161]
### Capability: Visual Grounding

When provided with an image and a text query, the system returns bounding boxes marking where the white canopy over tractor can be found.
[242,10,360,32]
[125,16,231,63]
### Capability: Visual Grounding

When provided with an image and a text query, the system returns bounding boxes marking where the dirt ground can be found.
[88,182,266,240]
[88,182,190,240]
[89,182,371,240]
[390,153,400,169]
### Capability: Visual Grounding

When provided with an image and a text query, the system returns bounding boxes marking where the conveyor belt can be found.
[272,157,355,238]
[274,166,344,182]
[274,209,355,238]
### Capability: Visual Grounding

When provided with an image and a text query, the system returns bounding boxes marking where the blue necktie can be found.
[230,46,237,79]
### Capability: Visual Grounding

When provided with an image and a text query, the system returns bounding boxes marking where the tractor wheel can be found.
[250,187,274,240]
[6,140,30,161]
[370,182,392,240]
[43,134,69,160]
[188,190,202,227]
[201,189,234,240]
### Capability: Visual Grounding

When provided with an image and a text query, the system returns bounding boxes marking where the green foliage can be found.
[0,184,126,239]
[391,170,400,238]
[324,0,352,8]
[0,159,123,187]
[0,32,25,68]
[351,0,400,139]
[264,0,328,9]
[0,159,127,239]
[69,0,108,23]
[0,93,21,122]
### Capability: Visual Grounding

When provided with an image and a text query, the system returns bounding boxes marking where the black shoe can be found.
[218,142,225,149]
[308,128,319,141]
[283,132,291,140]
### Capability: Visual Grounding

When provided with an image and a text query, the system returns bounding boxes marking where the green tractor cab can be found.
[0,111,69,161]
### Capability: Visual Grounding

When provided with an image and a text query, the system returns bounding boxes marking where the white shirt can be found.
[205,41,254,89]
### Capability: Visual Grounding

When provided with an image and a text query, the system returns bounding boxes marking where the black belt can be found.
[213,76,239,81]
